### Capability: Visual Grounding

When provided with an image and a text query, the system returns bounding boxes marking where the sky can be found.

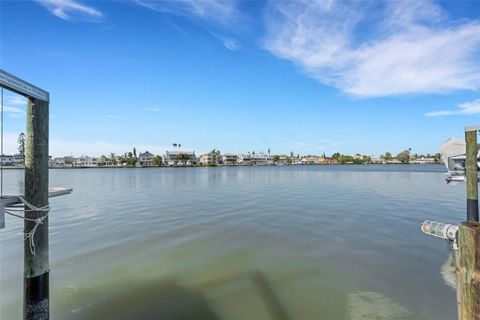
[0,0,479,157]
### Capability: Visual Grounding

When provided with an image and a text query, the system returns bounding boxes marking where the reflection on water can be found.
[0,165,462,319]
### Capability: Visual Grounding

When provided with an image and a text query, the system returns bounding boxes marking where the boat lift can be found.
[440,136,480,183]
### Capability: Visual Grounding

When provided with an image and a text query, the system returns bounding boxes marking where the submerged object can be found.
[440,137,480,183]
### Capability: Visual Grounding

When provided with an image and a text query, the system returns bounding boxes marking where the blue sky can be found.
[1,0,479,157]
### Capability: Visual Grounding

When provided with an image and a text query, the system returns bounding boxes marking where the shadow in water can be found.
[69,281,220,320]
[64,270,292,320]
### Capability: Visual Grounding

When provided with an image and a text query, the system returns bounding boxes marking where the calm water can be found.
[0,165,464,319]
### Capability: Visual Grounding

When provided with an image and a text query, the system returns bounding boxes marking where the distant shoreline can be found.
[0,163,443,170]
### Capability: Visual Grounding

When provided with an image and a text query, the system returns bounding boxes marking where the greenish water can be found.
[0,165,462,319]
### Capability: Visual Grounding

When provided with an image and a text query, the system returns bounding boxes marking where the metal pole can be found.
[24,97,49,320]
[465,129,478,222]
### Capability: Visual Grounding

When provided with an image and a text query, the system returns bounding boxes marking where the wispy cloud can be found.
[2,93,26,118]
[1,105,25,119]
[264,0,480,97]
[211,32,240,51]
[426,99,480,116]
[3,106,25,114]
[134,0,238,25]
[106,114,120,119]
[36,0,103,22]
[146,107,160,112]
[134,0,240,50]
[7,96,27,105]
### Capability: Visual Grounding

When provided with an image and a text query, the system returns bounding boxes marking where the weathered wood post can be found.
[465,128,479,222]
[458,126,479,319]
[24,97,49,319]
[0,70,51,319]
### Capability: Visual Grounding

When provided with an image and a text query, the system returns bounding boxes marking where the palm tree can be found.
[172,143,178,149]
[110,153,116,165]
[100,155,108,166]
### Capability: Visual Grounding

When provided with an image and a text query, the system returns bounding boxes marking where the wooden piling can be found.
[458,222,480,319]
[465,129,478,222]
[24,97,49,320]
[455,249,463,320]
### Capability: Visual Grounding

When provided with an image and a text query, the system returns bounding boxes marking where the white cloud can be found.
[146,107,160,112]
[2,92,26,118]
[36,0,103,22]
[3,106,24,114]
[264,0,480,97]
[106,115,120,119]
[426,98,480,116]
[134,0,240,49]
[134,0,237,25]
[7,96,27,105]
[211,33,240,51]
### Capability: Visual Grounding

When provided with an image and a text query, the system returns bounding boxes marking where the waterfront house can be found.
[274,156,289,165]
[237,154,252,165]
[50,157,65,167]
[74,155,97,167]
[199,152,221,166]
[251,153,270,165]
[1,155,14,166]
[326,157,339,164]
[222,153,238,165]
[13,154,24,165]
[370,156,383,164]
[165,150,196,166]
[138,151,155,166]
[410,156,436,164]
[301,156,325,165]
[64,156,74,165]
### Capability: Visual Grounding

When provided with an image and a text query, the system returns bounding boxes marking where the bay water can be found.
[0,165,463,319]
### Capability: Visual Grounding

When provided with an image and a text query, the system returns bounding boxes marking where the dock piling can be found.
[465,129,479,222]
[23,97,49,320]
[457,126,479,320]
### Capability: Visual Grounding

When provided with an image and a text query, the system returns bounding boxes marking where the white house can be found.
[138,151,155,166]
[13,154,24,165]
[222,154,238,165]
[199,152,221,166]
[237,154,252,165]
[74,155,97,167]
[50,157,65,166]
[1,155,14,165]
[165,150,196,166]
[410,157,436,164]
